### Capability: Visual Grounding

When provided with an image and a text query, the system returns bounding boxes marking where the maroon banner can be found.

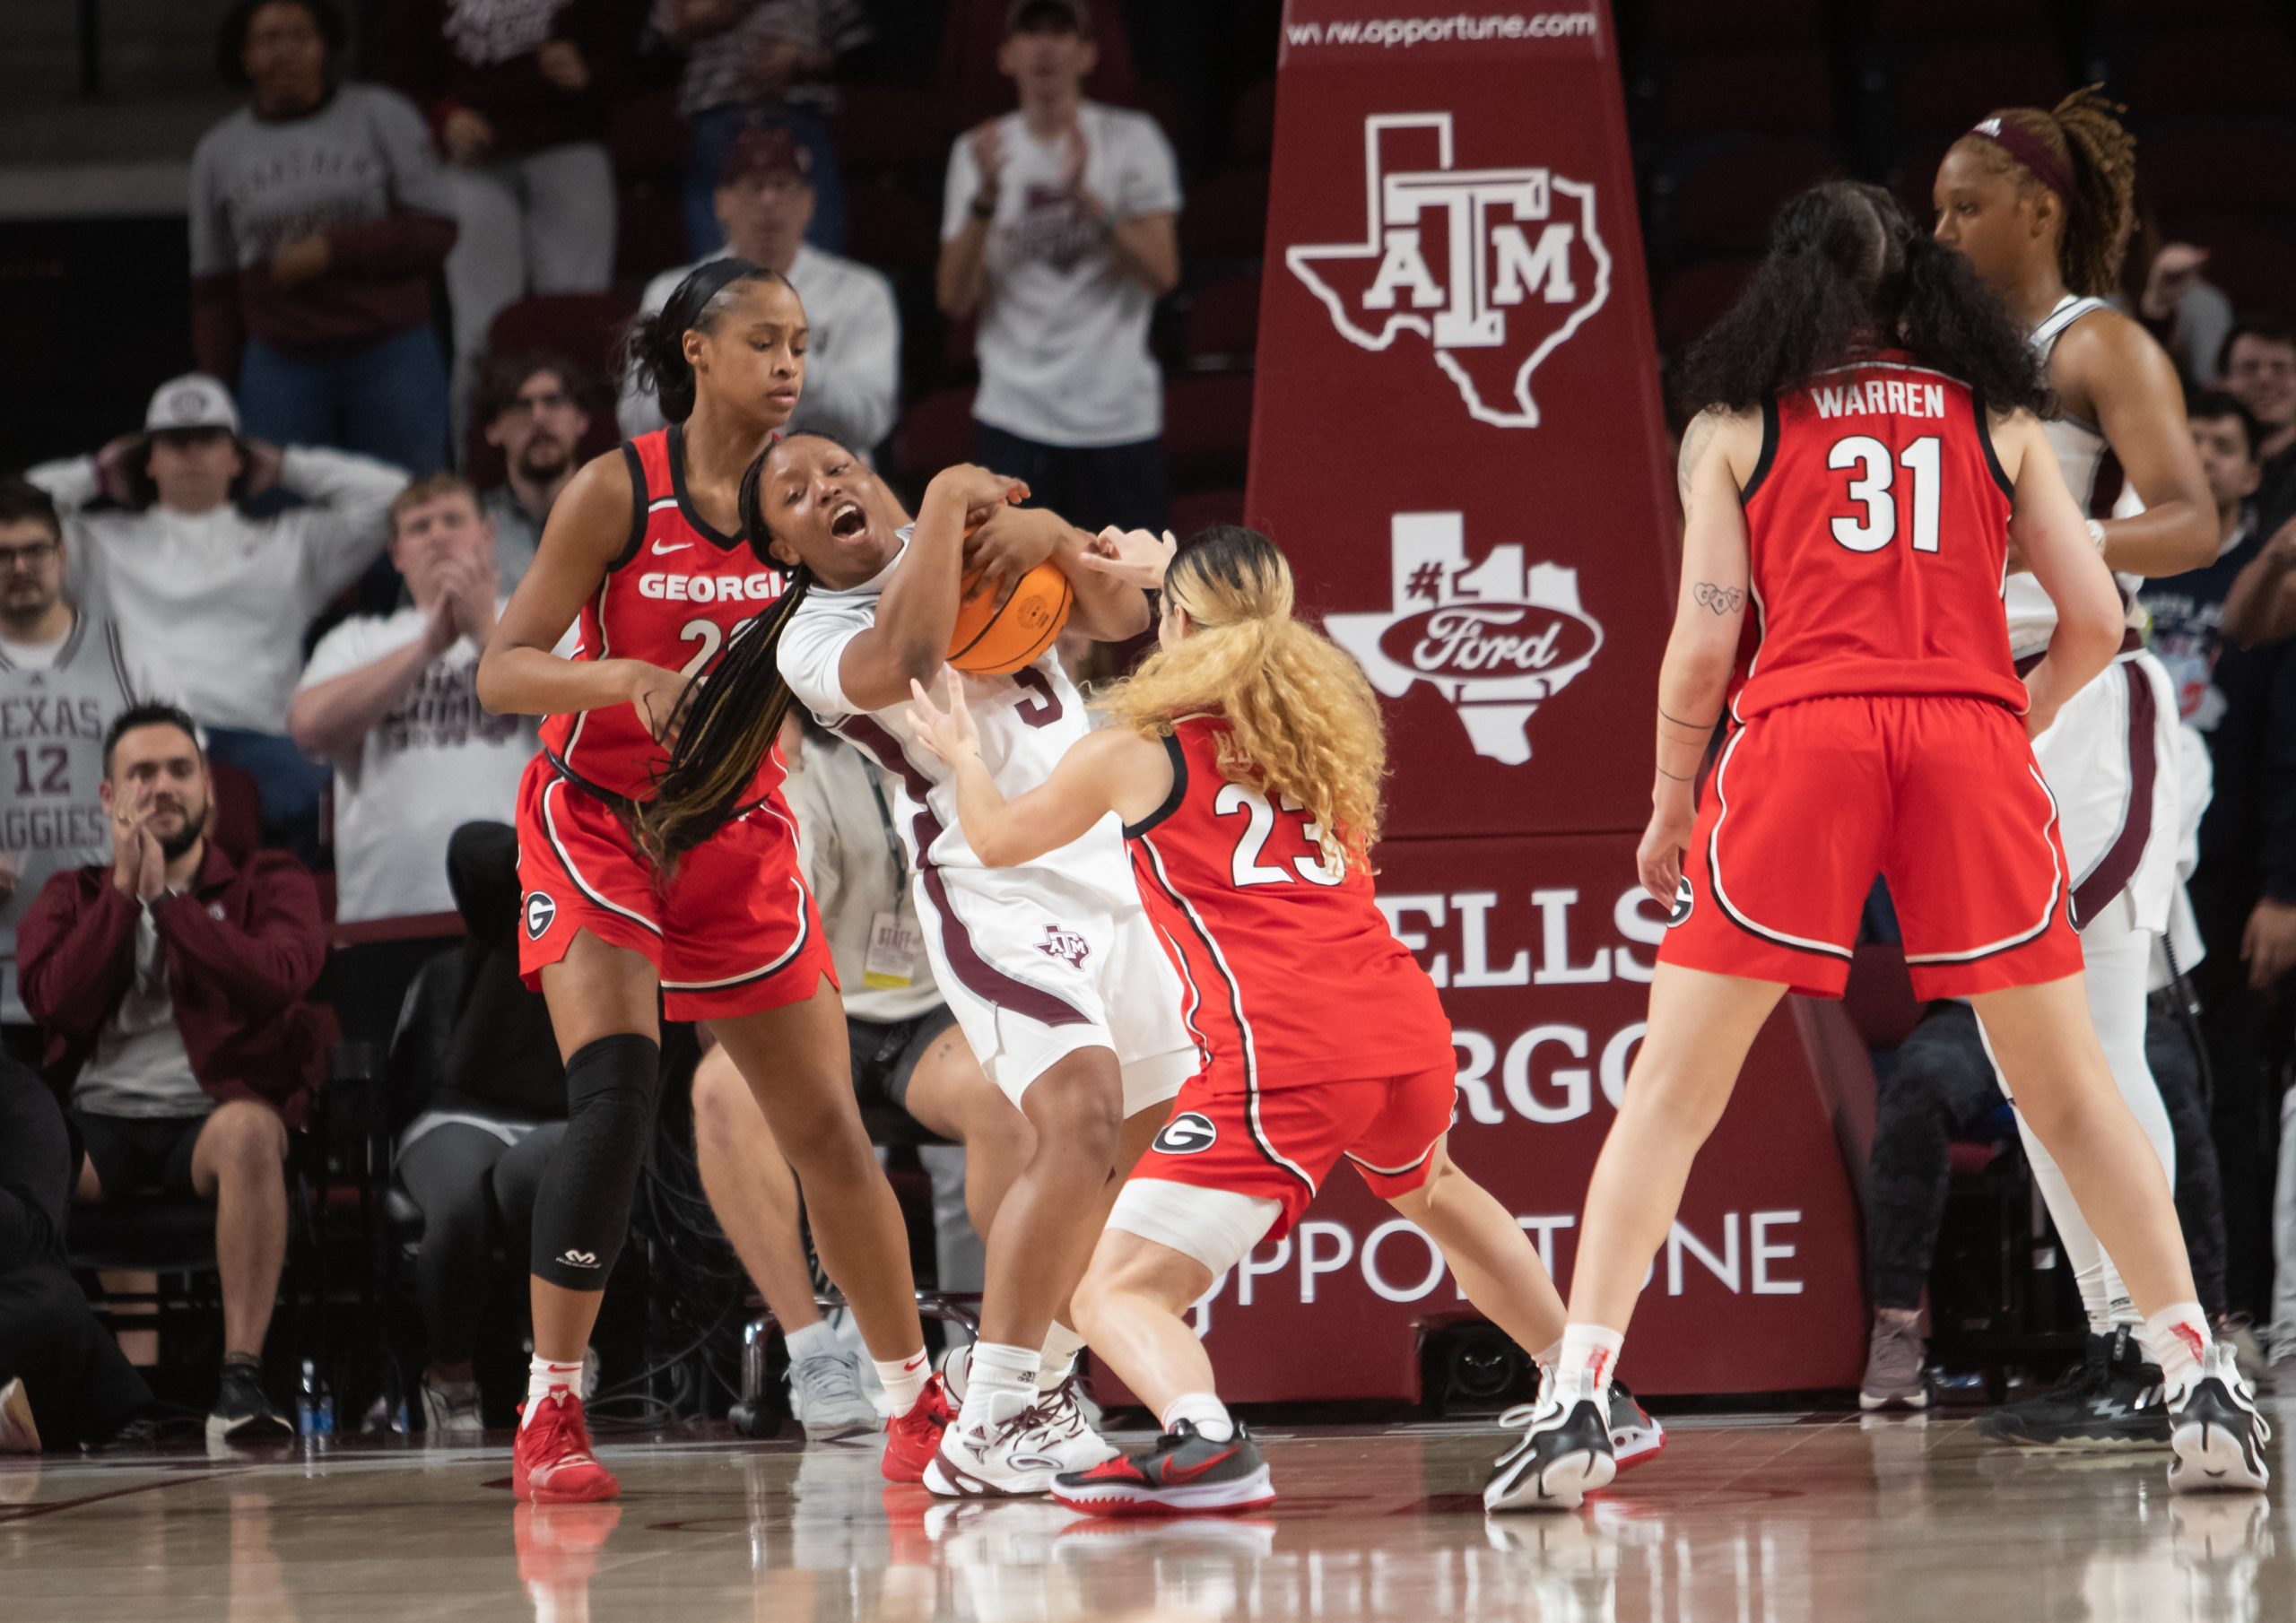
[1191,0,1872,1399]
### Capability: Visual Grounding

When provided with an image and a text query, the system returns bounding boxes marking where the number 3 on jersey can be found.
[1829,434,1940,555]
[1216,783,1343,889]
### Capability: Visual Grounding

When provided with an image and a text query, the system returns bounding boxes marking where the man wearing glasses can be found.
[474,351,593,590]
[0,478,152,1068]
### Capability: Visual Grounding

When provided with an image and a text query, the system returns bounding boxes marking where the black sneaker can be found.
[205,1362,293,1444]
[1486,1388,1615,1513]
[1049,1420,1274,1517]
[1976,1329,2170,1447]
[2170,1344,2272,1494]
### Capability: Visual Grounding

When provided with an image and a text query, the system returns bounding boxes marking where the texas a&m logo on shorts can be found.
[1035,924,1091,968]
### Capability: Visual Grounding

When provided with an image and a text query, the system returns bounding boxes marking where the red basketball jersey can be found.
[538,426,791,801]
[1732,353,2027,720]
[1126,716,1454,1093]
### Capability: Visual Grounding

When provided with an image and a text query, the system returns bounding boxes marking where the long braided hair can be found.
[1951,86,2138,299]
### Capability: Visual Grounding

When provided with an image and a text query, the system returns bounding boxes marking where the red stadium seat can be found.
[1655,48,1839,141]
[1654,257,1759,352]
[1888,39,2070,141]
[1168,487,1247,538]
[462,295,631,478]
[1659,138,1848,261]
[1645,0,1822,49]
[1182,272,1261,370]
[2140,122,2296,220]
[893,386,978,493]
[1180,168,1269,262]
[1229,77,1276,167]
[2106,27,2296,121]
[606,87,688,183]
[1867,0,2048,41]
[1162,372,1255,491]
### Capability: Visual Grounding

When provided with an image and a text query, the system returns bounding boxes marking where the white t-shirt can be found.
[298,601,536,922]
[777,534,1135,910]
[942,103,1181,448]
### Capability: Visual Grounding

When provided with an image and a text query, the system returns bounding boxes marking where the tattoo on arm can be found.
[1676,409,1720,506]
[1692,581,1744,616]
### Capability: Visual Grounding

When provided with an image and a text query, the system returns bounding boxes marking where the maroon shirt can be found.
[19,845,328,1126]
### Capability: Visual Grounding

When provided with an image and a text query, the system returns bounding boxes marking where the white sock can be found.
[958,1341,1040,1428]
[873,1349,931,1415]
[1161,1391,1234,1443]
[522,1357,583,1428]
[1533,1339,1562,1370]
[1037,1322,1087,1393]
[1557,1324,1624,1401]
[2142,1303,2213,1398]
[784,1320,837,1364]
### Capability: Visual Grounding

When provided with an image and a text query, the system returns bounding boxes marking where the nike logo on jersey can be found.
[650,539,695,555]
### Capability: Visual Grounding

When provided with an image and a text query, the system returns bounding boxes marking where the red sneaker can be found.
[882,1374,954,1484]
[513,1391,620,1504]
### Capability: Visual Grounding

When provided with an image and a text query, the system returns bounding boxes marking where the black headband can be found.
[666,256,770,334]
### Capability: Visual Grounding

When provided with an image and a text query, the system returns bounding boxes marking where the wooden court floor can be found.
[2,1402,2289,1622]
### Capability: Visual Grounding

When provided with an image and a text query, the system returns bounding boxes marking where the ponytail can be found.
[632,442,812,862]
[617,258,782,426]
[1958,87,2136,299]
[1101,527,1387,871]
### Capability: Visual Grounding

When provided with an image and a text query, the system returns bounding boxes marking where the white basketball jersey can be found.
[777,530,1137,910]
[2002,294,2134,658]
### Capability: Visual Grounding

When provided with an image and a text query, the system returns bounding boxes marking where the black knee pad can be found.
[530,1034,661,1289]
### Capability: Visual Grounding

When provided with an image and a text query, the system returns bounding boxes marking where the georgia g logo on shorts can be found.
[1153,1112,1219,1156]
[525,890,558,941]
[1666,874,1695,927]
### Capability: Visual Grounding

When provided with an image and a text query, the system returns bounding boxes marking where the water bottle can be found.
[297,1358,335,1438]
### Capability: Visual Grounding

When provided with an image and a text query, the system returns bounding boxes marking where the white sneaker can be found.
[421,1375,483,1439]
[2169,1343,2271,1495]
[0,1377,39,1454]
[924,1392,1072,1498]
[1013,1375,1119,1474]
[787,1350,880,1441]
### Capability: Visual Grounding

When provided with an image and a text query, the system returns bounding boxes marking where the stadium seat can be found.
[2139,121,2296,220]
[1179,167,1270,263]
[1162,372,1256,493]
[1168,487,1247,538]
[606,87,688,184]
[1654,48,1839,141]
[1181,272,1261,370]
[843,176,944,277]
[1655,138,1848,263]
[1654,256,1759,352]
[2170,225,2296,315]
[831,81,954,182]
[1886,38,2070,142]
[485,291,638,382]
[892,386,978,496]
[1643,0,1822,50]
[2102,27,2296,120]
[1229,76,1276,167]
[1866,0,2049,42]
[2093,0,2280,27]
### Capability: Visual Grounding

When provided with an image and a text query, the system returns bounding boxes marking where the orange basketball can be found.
[946,560,1074,675]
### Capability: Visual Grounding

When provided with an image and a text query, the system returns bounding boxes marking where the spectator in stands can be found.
[2144,393,2268,728]
[653,0,873,258]
[476,352,593,589]
[2222,315,2296,534]
[192,0,458,475]
[27,376,404,855]
[390,821,567,1436]
[383,0,631,437]
[0,480,149,1072]
[620,126,898,453]
[290,477,535,929]
[691,719,1024,1438]
[0,1057,152,1452]
[937,0,1181,534]
[20,705,329,1444]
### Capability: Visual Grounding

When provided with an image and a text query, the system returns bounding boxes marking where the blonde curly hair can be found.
[1100,527,1387,872]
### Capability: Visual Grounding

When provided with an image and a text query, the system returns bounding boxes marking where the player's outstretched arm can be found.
[1638,408,1756,906]
[907,669,1171,866]
[838,464,1026,712]
[478,450,686,737]
[1998,410,2126,736]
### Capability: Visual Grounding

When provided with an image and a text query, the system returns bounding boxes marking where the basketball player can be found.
[902,525,1664,1515]
[1492,183,2264,1512]
[643,430,1195,1497]
[475,262,935,1503]
[1932,90,2225,1448]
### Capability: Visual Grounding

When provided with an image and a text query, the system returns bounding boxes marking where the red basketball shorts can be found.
[1659,694,2083,1001]
[513,755,836,1022]
[1129,1063,1458,1242]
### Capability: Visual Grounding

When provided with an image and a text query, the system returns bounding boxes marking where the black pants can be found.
[0,1060,149,1445]
[974,422,1170,536]
[395,1120,562,1367]
[1865,998,2231,1318]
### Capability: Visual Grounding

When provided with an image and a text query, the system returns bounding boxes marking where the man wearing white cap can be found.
[27,374,405,853]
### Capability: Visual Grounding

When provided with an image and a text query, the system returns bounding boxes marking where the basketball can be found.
[945,560,1073,675]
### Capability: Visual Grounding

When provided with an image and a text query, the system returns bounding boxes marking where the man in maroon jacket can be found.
[20,703,327,1443]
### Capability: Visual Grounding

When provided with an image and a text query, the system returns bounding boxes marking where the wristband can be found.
[2086,518,2108,552]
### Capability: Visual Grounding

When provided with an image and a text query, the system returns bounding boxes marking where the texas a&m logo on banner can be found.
[1285,112,1611,428]
[1326,512,1602,766]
